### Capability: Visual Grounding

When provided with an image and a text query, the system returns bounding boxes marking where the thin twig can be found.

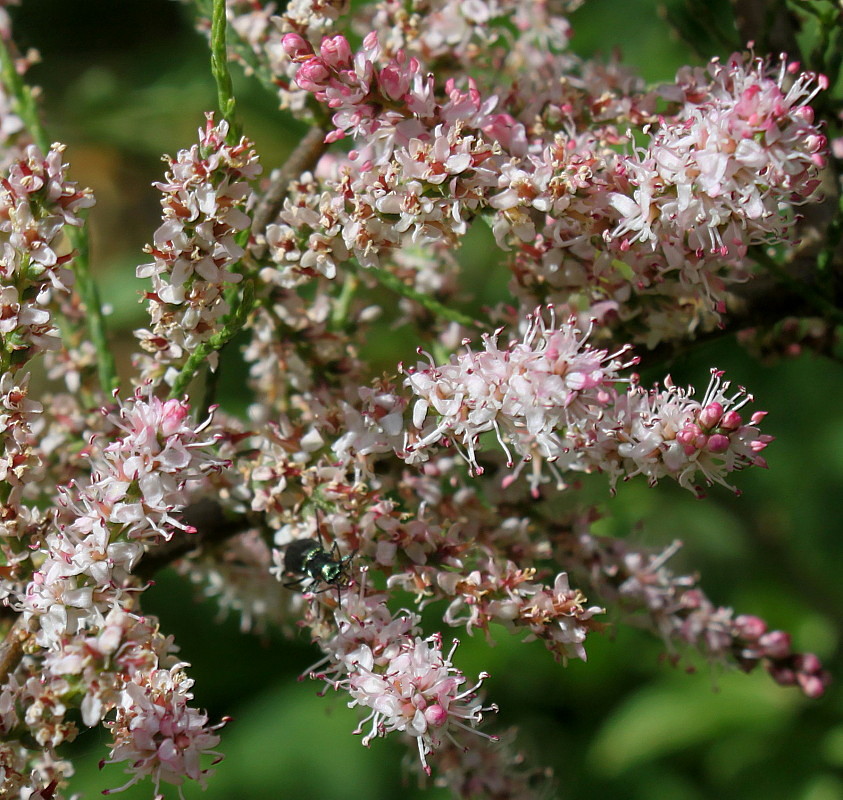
[168,278,257,400]
[0,37,117,393]
[0,616,31,686]
[354,260,483,330]
[134,498,261,583]
[251,126,329,256]
[210,0,240,141]
[0,500,264,683]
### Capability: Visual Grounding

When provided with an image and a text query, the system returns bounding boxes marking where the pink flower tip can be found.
[769,665,797,686]
[734,614,767,640]
[699,401,724,429]
[296,59,332,92]
[794,652,822,673]
[759,630,792,659]
[706,433,730,454]
[320,35,353,70]
[719,410,743,431]
[282,33,314,61]
[799,675,827,699]
[424,704,448,727]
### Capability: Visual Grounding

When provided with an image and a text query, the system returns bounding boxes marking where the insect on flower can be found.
[282,518,356,600]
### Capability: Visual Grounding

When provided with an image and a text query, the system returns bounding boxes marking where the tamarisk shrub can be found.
[0,0,840,797]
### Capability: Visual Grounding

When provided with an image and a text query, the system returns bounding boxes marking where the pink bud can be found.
[698,401,723,429]
[707,433,730,454]
[281,33,313,61]
[160,398,189,436]
[295,59,331,93]
[683,424,703,441]
[424,704,448,727]
[379,63,410,101]
[794,105,815,124]
[719,410,743,431]
[768,664,797,686]
[798,674,827,699]
[680,589,704,610]
[734,614,767,640]
[320,35,352,70]
[793,652,822,673]
[759,630,791,660]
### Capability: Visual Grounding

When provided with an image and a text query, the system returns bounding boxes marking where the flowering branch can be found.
[0,33,117,394]
[555,527,831,698]
[167,276,256,400]
[0,33,47,153]
[211,0,240,140]
[0,1,839,797]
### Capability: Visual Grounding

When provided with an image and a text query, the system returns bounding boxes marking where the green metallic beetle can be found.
[282,532,355,597]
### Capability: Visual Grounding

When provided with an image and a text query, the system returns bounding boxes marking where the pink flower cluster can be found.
[401,311,772,497]
[606,369,773,496]
[609,54,827,302]
[312,582,494,774]
[557,529,831,698]
[402,309,634,478]
[1,605,221,799]
[0,1,835,797]
[135,114,261,385]
[24,392,226,649]
[103,664,224,796]
[0,144,93,364]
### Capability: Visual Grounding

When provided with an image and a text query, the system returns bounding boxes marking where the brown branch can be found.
[251,125,328,256]
[133,497,260,583]
[0,499,262,685]
[0,615,32,683]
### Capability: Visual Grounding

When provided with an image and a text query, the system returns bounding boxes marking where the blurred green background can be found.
[8,0,842,798]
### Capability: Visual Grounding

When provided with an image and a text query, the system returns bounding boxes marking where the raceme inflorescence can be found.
[0,0,839,797]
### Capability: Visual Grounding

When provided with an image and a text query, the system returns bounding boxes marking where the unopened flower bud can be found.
[768,664,797,686]
[296,60,331,93]
[793,652,822,674]
[424,704,448,728]
[734,614,767,640]
[719,410,743,431]
[698,401,723,429]
[379,63,411,101]
[707,434,730,454]
[320,35,352,70]
[759,630,791,659]
[680,589,704,610]
[281,33,313,61]
[798,674,827,699]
